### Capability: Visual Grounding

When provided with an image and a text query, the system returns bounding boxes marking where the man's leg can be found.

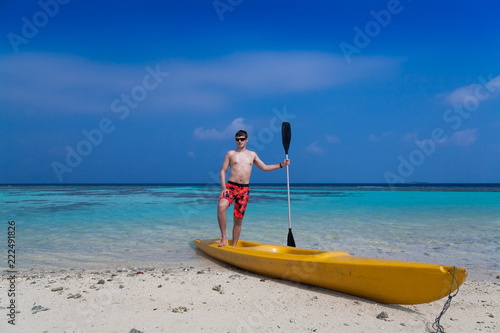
[232,217,243,247]
[231,186,248,247]
[217,199,230,246]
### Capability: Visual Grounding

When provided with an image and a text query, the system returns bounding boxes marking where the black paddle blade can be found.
[287,228,296,247]
[281,122,291,154]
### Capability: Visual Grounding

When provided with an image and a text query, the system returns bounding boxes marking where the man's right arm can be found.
[220,152,230,191]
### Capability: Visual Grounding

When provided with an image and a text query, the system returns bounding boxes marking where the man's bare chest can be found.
[230,152,254,167]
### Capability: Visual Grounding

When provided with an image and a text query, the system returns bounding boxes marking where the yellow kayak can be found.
[194,238,467,304]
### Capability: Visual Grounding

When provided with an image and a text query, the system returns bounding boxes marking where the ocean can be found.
[1,184,499,281]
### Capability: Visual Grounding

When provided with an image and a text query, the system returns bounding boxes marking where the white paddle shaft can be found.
[285,153,292,229]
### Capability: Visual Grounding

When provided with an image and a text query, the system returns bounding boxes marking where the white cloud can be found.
[325,135,341,144]
[179,51,399,94]
[193,118,252,140]
[407,129,478,148]
[0,52,127,114]
[369,132,394,142]
[305,141,326,155]
[442,128,478,147]
[445,75,500,105]
[0,51,402,115]
[305,134,340,154]
[401,131,418,143]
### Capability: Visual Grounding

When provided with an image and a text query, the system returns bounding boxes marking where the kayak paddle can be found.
[282,122,296,247]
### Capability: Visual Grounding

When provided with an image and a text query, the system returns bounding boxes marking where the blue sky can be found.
[1,0,499,184]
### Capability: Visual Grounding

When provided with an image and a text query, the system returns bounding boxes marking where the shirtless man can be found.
[217,130,290,247]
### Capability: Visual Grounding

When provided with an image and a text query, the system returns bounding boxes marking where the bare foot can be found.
[218,238,227,247]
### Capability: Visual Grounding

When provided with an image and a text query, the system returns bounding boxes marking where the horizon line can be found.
[1,182,499,186]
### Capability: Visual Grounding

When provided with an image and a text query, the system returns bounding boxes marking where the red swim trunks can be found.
[220,181,250,218]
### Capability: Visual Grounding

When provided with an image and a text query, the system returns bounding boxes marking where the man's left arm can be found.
[254,154,290,172]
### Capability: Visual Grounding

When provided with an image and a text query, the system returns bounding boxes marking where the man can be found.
[217,130,290,247]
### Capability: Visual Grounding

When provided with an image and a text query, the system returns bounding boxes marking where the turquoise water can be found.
[1,184,499,281]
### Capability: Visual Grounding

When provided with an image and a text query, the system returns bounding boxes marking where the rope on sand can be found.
[432,267,460,333]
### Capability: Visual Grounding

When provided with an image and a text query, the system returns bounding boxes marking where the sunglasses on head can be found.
[235,137,247,142]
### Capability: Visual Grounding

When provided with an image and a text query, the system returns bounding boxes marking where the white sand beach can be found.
[1,258,499,333]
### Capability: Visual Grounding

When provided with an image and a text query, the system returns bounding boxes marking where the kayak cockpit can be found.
[242,244,350,258]
[248,244,323,255]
